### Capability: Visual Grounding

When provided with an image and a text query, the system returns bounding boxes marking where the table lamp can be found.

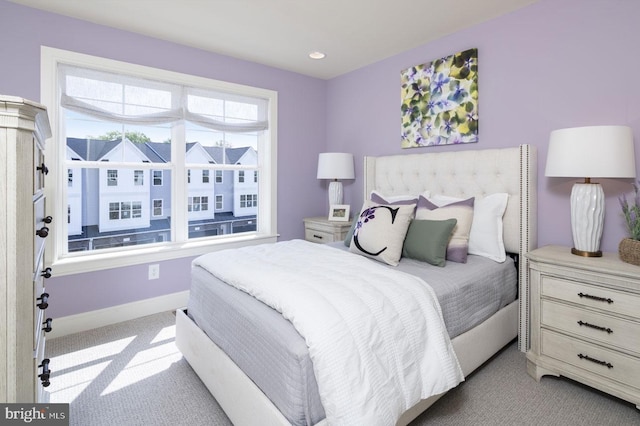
[545,125,636,257]
[317,152,355,205]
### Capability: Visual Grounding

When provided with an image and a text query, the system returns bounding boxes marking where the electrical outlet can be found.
[148,264,160,280]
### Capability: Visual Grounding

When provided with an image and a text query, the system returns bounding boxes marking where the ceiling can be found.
[9,0,537,79]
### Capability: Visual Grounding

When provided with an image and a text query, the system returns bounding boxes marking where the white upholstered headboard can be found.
[363,144,537,351]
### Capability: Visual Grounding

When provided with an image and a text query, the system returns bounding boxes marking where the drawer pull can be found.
[578,353,613,369]
[43,216,53,224]
[36,226,49,238]
[577,292,613,304]
[36,293,49,310]
[43,318,53,333]
[38,359,51,387]
[41,267,52,279]
[37,163,49,175]
[577,320,613,334]
[313,234,323,239]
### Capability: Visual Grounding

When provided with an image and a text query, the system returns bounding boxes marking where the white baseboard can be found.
[47,291,190,339]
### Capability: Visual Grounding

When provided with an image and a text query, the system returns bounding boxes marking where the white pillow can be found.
[349,201,415,266]
[430,193,509,262]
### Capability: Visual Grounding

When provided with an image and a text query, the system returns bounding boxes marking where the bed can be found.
[176,144,537,425]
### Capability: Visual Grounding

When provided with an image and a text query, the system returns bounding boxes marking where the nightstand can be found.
[303,216,352,244]
[526,245,640,410]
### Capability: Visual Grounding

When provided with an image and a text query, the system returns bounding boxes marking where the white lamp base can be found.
[328,180,343,205]
[570,182,604,257]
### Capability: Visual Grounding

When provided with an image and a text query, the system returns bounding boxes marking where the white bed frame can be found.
[176,144,537,426]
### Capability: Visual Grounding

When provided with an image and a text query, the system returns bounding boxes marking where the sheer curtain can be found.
[59,64,269,133]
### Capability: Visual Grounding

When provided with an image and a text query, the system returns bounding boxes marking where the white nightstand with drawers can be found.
[526,245,640,410]
[303,216,352,244]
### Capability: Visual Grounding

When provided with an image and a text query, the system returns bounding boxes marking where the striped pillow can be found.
[415,195,474,263]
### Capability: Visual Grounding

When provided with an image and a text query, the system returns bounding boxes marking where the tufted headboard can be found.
[363,144,537,351]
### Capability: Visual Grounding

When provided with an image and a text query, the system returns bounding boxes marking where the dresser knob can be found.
[38,359,51,387]
[37,163,49,175]
[578,353,613,369]
[36,293,49,310]
[577,292,613,304]
[43,216,53,224]
[577,320,613,334]
[41,267,52,279]
[36,226,49,238]
[43,318,53,333]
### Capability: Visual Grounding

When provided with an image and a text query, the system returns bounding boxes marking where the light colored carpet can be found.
[46,311,639,426]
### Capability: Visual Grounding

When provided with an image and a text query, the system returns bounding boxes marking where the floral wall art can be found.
[401,48,478,148]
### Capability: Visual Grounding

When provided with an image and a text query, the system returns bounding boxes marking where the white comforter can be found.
[193,239,464,426]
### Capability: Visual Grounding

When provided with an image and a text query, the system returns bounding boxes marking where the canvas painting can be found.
[401,48,478,148]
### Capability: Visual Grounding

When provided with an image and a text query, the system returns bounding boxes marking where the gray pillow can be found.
[402,219,458,267]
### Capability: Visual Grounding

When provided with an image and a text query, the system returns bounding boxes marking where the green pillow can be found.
[402,219,457,267]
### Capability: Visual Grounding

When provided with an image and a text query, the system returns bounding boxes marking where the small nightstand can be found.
[526,245,640,410]
[303,216,352,244]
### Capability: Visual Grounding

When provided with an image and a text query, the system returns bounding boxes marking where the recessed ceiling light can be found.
[309,51,326,60]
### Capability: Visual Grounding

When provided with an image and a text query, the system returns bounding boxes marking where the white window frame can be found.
[152,199,163,217]
[42,47,278,275]
[134,170,144,186]
[153,170,163,186]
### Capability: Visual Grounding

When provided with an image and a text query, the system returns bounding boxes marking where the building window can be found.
[109,201,142,220]
[153,170,163,186]
[134,170,144,185]
[254,171,258,183]
[109,202,120,220]
[238,171,245,183]
[42,47,277,273]
[187,169,191,184]
[153,199,163,217]
[107,170,118,186]
[132,201,142,218]
[188,196,209,212]
[215,195,223,210]
[68,169,73,186]
[240,194,258,208]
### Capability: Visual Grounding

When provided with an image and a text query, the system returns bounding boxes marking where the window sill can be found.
[50,233,279,276]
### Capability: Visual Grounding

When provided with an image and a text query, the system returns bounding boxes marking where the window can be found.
[238,171,245,183]
[153,170,163,186]
[134,170,144,185]
[107,170,118,186]
[153,199,163,217]
[240,194,258,208]
[68,169,73,186]
[42,47,278,274]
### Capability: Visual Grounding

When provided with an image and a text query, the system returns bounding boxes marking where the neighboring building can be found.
[66,137,257,251]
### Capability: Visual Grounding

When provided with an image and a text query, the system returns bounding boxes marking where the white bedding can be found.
[193,239,464,426]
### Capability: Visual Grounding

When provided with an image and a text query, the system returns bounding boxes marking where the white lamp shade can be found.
[545,125,636,178]
[317,153,355,180]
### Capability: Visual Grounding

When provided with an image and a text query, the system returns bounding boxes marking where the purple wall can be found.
[0,0,327,316]
[3,0,640,317]
[327,0,640,258]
